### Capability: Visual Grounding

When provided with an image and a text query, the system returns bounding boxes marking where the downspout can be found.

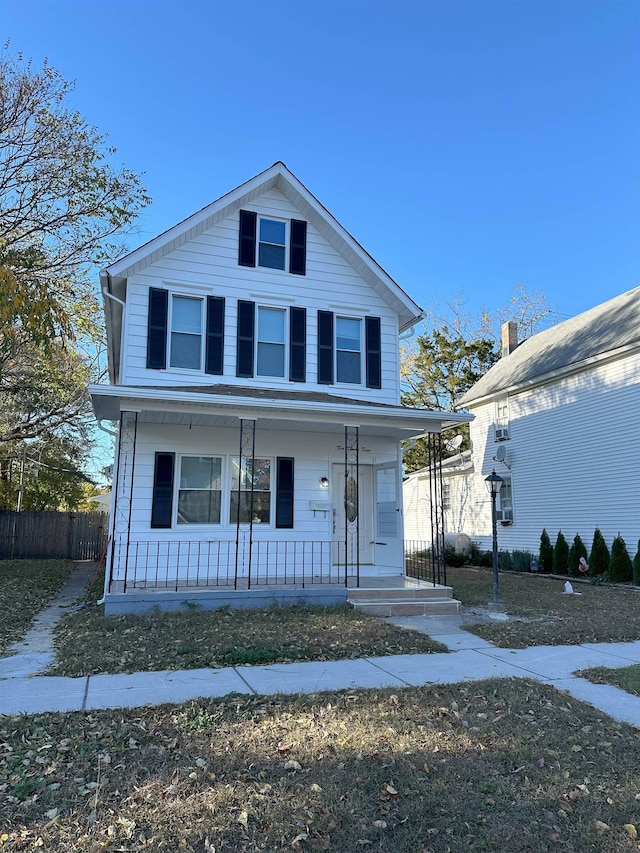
[102,272,126,386]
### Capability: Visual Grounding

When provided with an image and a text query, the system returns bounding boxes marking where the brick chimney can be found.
[501,321,518,357]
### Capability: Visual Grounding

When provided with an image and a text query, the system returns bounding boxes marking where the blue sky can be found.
[4,0,638,330]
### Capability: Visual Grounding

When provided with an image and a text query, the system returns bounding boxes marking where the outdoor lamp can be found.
[484,470,504,609]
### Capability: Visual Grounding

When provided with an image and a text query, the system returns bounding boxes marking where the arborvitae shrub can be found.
[589,528,610,577]
[609,534,633,583]
[499,551,513,572]
[568,534,588,578]
[553,531,569,575]
[633,541,640,586]
[539,528,553,574]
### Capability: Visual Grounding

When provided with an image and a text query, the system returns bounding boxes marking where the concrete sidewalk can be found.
[1,568,640,727]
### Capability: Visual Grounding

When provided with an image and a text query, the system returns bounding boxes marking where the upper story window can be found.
[257,307,286,377]
[336,317,362,384]
[494,397,510,440]
[442,481,451,513]
[318,311,381,389]
[239,210,307,275]
[146,288,225,375]
[170,295,203,370]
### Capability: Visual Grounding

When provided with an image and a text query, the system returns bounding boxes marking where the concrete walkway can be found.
[1,567,640,727]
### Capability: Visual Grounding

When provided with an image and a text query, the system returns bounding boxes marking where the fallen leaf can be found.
[285,760,302,771]
[237,810,249,830]
[624,824,637,839]
[590,820,610,834]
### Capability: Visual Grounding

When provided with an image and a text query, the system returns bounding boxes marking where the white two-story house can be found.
[90,163,470,613]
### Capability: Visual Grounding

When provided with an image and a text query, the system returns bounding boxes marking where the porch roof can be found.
[90,383,472,441]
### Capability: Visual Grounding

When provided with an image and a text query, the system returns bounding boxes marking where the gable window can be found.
[230,457,271,524]
[496,475,513,523]
[336,317,362,384]
[238,210,307,275]
[257,307,286,377]
[258,218,286,270]
[442,481,451,513]
[177,456,222,524]
[495,397,510,440]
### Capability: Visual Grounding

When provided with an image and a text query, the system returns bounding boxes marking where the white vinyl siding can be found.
[120,187,401,405]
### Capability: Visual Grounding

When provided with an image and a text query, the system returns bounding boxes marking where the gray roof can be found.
[459,287,640,407]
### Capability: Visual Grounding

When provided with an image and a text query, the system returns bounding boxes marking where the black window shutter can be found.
[275,457,294,529]
[317,310,334,384]
[289,306,306,382]
[289,219,307,275]
[236,300,255,377]
[365,316,382,389]
[205,296,225,375]
[146,288,168,369]
[151,452,175,528]
[238,210,257,267]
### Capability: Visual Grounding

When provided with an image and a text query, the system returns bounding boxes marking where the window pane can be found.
[259,219,285,245]
[177,490,221,524]
[231,458,271,491]
[170,332,201,369]
[376,467,396,502]
[337,350,361,383]
[336,317,361,351]
[257,342,285,376]
[258,243,286,270]
[180,457,221,490]
[229,491,271,524]
[258,307,285,342]
[173,296,201,333]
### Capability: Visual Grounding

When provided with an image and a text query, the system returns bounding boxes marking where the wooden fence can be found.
[0,511,109,560]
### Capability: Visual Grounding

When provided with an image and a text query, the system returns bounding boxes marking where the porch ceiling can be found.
[90,383,472,440]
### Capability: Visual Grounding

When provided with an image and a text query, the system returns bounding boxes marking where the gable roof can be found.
[458,286,640,407]
[101,163,423,380]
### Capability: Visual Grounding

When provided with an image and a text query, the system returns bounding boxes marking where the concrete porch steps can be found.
[348,581,461,617]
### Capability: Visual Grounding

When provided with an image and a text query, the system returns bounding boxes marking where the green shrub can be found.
[609,534,633,583]
[498,551,513,572]
[539,529,553,573]
[511,550,534,573]
[633,541,640,586]
[553,530,569,575]
[567,534,588,578]
[589,528,610,577]
[444,544,466,567]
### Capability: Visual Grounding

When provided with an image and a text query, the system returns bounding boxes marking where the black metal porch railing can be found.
[107,538,444,593]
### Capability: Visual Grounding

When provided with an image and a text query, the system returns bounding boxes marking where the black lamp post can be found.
[484,470,504,609]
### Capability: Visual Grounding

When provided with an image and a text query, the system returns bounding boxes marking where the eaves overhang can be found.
[90,384,472,441]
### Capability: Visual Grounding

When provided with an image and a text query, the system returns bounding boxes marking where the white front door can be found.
[332,463,374,564]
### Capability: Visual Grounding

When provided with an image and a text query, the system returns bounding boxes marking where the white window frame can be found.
[496,475,514,523]
[169,293,204,372]
[229,456,273,526]
[335,315,363,385]
[256,305,287,378]
[258,216,288,271]
[442,480,452,513]
[494,397,510,441]
[175,454,224,526]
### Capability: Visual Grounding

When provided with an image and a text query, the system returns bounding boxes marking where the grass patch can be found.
[51,604,447,676]
[1,679,639,851]
[448,565,640,648]
[0,559,75,655]
[578,664,640,697]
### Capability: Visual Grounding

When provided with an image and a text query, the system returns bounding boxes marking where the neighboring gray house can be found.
[404,286,640,555]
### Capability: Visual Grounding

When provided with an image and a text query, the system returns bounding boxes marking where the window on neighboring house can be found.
[177,456,222,524]
[496,475,513,523]
[230,457,271,524]
[170,295,203,370]
[442,481,451,513]
[495,397,510,440]
[336,316,362,384]
[257,307,286,377]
